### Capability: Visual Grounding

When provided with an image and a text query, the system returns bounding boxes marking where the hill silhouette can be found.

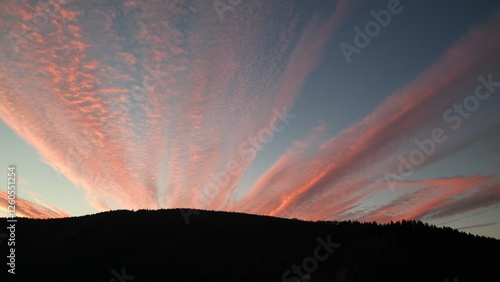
[1,209,498,281]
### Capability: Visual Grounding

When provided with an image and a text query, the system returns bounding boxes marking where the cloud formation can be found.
[0,191,70,218]
[236,8,500,222]
[0,0,499,224]
[0,0,355,215]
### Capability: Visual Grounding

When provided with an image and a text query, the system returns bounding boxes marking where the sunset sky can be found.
[1,0,500,239]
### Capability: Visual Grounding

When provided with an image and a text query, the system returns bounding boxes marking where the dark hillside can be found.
[1,209,498,281]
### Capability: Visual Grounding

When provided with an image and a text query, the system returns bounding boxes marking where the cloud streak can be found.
[0,191,70,218]
[456,222,497,230]
[0,0,355,213]
[1,0,498,228]
[236,8,500,222]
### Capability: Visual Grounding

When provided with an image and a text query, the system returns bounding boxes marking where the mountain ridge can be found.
[1,209,499,281]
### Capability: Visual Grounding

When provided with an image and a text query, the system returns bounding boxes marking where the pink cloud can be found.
[0,0,356,213]
[0,190,70,218]
[236,8,500,221]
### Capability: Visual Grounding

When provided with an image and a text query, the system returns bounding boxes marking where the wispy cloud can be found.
[1,0,498,226]
[236,8,500,221]
[17,177,30,185]
[358,176,500,223]
[0,191,70,218]
[456,222,497,230]
[0,0,356,212]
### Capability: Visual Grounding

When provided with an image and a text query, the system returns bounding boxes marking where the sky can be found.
[1,0,500,239]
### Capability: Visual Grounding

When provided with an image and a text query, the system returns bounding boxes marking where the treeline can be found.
[0,209,498,281]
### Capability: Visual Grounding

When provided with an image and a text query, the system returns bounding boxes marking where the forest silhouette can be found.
[1,209,498,281]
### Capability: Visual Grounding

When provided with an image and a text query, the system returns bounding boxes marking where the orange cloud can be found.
[236,8,500,221]
[0,190,70,218]
[0,0,356,213]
